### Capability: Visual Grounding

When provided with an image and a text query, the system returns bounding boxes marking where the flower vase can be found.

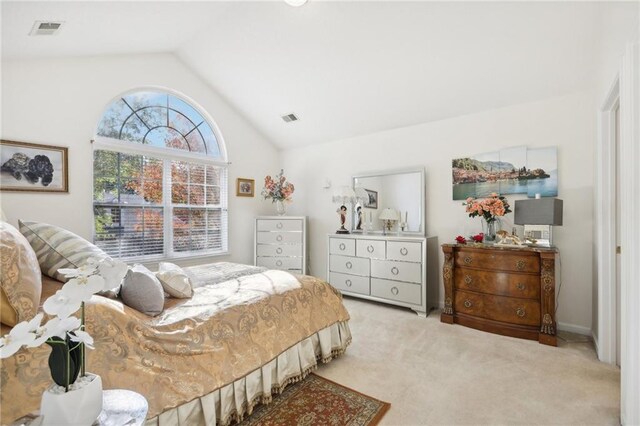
[482,218,499,243]
[40,373,103,426]
[275,200,286,216]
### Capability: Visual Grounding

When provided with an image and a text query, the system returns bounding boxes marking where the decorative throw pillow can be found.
[120,264,164,316]
[18,220,110,282]
[0,221,42,326]
[155,262,193,299]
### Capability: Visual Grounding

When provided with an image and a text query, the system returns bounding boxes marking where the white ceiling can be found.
[2,1,603,149]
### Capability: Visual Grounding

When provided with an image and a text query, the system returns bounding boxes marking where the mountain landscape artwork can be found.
[452,146,557,200]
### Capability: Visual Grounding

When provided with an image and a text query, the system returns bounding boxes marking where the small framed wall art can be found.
[236,178,255,197]
[0,140,69,193]
[364,189,378,209]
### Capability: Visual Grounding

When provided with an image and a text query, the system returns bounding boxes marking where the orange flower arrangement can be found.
[463,193,512,222]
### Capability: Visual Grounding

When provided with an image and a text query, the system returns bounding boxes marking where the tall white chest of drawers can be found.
[327,234,428,316]
[255,216,306,274]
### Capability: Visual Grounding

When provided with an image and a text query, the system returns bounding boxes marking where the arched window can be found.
[93,90,228,260]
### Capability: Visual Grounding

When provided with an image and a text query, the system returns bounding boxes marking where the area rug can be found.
[240,373,390,426]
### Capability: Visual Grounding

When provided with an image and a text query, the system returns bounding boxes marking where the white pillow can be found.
[156,262,193,299]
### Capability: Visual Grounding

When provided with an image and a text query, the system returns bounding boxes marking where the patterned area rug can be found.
[241,374,390,426]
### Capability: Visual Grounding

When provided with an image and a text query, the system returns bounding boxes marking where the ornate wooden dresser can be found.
[440,244,558,346]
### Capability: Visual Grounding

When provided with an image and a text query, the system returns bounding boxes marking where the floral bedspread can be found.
[0,263,350,423]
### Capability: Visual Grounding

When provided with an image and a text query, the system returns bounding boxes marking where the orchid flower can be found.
[43,286,83,319]
[97,258,128,291]
[0,313,42,358]
[58,259,98,279]
[69,330,94,350]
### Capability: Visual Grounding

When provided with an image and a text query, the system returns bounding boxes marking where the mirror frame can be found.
[351,167,426,236]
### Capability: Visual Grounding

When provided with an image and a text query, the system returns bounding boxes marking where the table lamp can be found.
[379,208,399,235]
[332,186,356,234]
[514,198,563,246]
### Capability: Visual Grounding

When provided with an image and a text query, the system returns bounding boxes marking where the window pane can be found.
[171,161,189,183]
[137,106,166,130]
[94,177,117,203]
[120,115,148,143]
[94,206,164,258]
[172,183,188,204]
[189,185,205,205]
[93,150,118,177]
[190,164,205,184]
[169,96,205,126]
[200,122,221,158]
[169,110,197,138]
[206,166,220,185]
[119,154,142,178]
[96,99,133,139]
[185,130,206,154]
[206,186,220,205]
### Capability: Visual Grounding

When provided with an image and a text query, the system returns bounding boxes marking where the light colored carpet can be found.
[315,297,620,425]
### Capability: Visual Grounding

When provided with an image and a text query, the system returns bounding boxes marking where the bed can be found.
[0,262,352,425]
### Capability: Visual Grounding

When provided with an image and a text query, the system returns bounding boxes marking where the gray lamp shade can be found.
[514,198,563,226]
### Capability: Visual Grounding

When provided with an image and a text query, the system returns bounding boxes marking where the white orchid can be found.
[2,256,129,391]
[69,330,94,350]
[0,313,42,358]
[43,286,83,319]
[97,258,128,291]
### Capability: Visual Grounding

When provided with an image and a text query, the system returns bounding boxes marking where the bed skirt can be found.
[145,320,352,426]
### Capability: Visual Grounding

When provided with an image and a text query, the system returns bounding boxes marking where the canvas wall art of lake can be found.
[452,146,558,200]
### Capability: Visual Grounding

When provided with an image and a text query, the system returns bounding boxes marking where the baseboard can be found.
[557,321,592,336]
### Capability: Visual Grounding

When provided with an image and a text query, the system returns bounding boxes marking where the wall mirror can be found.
[352,167,425,235]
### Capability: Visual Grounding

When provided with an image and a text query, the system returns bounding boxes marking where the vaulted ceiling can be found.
[2,1,605,149]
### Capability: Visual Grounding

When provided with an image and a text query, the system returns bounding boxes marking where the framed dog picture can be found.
[364,189,378,209]
[0,140,69,193]
[236,178,255,197]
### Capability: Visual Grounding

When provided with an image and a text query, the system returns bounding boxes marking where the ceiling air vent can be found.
[281,113,299,123]
[29,21,64,36]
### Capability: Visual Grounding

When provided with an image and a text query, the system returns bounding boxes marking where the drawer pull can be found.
[276,235,283,242]
[346,261,353,269]
[367,245,374,253]
[463,256,473,265]
[391,286,399,295]
[464,275,473,285]
[516,282,526,291]
[276,248,283,255]
[515,260,526,271]
[339,243,346,251]
[464,299,472,308]
[276,260,283,267]
[391,266,399,275]
[400,247,408,256]
[276,222,283,229]
[345,279,352,287]
[516,307,526,317]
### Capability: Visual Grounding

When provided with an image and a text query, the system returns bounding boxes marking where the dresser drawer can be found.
[256,231,302,244]
[257,219,303,232]
[256,256,302,270]
[329,238,356,256]
[371,259,421,284]
[483,294,540,327]
[387,241,422,262]
[454,290,485,318]
[371,278,422,305]
[329,255,369,276]
[356,239,386,259]
[329,272,369,295]
[454,251,540,274]
[454,268,540,300]
[256,244,301,257]
[455,290,540,327]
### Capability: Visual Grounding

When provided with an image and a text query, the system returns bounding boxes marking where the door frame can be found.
[597,42,640,425]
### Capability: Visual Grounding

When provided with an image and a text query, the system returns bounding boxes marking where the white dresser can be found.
[327,234,428,316]
[255,216,306,274]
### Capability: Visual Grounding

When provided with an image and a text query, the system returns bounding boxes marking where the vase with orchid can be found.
[463,193,512,243]
[262,169,295,215]
[0,257,127,425]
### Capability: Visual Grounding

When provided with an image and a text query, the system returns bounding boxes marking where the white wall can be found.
[0,53,280,266]
[282,91,596,333]
[592,0,639,345]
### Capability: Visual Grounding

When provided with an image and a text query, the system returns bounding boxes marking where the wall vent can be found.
[281,113,299,123]
[29,21,64,36]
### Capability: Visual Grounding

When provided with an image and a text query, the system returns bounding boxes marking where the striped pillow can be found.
[18,220,110,282]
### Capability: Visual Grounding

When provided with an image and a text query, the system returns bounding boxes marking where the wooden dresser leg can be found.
[539,253,557,346]
[441,248,454,324]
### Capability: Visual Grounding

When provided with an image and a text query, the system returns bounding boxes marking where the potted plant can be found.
[262,169,295,216]
[0,258,128,425]
[462,193,512,243]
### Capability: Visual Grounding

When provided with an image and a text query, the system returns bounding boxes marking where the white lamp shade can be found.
[378,208,399,221]
[332,186,356,204]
